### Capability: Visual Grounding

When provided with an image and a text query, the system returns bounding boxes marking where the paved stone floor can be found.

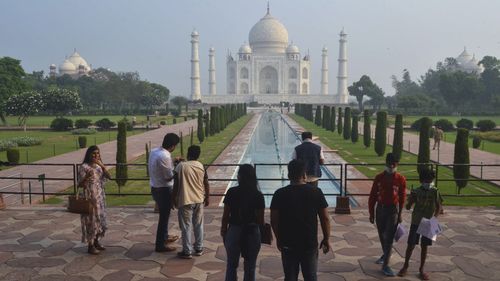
[1,206,499,281]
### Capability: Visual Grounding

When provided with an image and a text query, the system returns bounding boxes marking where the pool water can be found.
[229,111,341,207]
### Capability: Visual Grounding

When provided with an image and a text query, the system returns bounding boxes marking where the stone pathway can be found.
[0,206,498,280]
[0,120,197,206]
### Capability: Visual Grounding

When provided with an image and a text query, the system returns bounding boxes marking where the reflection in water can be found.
[231,111,340,207]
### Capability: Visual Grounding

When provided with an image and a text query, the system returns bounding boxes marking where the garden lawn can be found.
[398,115,500,127]
[0,129,146,164]
[44,114,253,206]
[290,114,500,207]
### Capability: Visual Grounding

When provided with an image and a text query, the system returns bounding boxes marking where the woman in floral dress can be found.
[78,145,111,255]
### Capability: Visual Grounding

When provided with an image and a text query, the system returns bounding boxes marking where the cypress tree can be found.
[204,110,210,137]
[190,127,194,146]
[343,107,351,140]
[116,121,128,193]
[330,106,336,132]
[185,103,188,114]
[322,106,330,129]
[454,128,470,193]
[197,109,205,143]
[337,107,343,135]
[392,114,404,161]
[315,105,322,126]
[180,131,184,158]
[363,109,371,148]
[417,117,432,175]
[351,114,359,143]
[145,143,150,177]
[374,111,387,156]
[209,107,216,135]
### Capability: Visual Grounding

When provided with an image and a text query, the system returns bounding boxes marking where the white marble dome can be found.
[68,51,90,70]
[239,43,252,54]
[286,44,300,54]
[456,48,473,66]
[249,12,288,53]
[59,59,77,74]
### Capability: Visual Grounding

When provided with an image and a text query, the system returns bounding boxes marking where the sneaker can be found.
[382,266,396,277]
[177,251,193,259]
[375,255,385,265]
[193,249,204,256]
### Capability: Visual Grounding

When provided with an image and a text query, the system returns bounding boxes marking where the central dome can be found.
[249,12,289,54]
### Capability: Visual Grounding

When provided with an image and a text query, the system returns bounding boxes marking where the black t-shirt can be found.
[270,184,328,250]
[223,186,265,225]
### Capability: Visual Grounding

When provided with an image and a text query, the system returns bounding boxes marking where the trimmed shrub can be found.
[184,116,188,122]
[95,118,116,130]
[392,114,403,161]
[170,109,180,117]
[315,106,322,126]
[417,117,433,175]
[351,114,359,143]
[322,106,330,130]
[10,137,42,147]
[343,107,351,140]
[476,120,496,132]
[74,119,92,129]
[330,107,336,132]
[410,117,427,131]
[456,118,474,130]
[197,109,205,143]
[472,135,481,149]
[50,117,73,131]
[337,108,343,135]
[78,136,87,148]
[71,128,97,135]
[160,120,166,125]
[0,140,18,152]
[115,121,128,191]
[173,118,177,124]
[434,119,454,132]
[374,111,387,156]
[454,128,470,193]
[363,109,371,148]
[473,131,500,142]
[121,118,134,131]
[6,148,20,164]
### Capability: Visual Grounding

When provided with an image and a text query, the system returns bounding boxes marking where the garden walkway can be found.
[0,206,498,280]
[0,120,197,206]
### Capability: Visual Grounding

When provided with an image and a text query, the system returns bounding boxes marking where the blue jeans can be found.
[151,187,172,250]
[178,203,204,254]
[224,224,261,281]
[281,247,318,281]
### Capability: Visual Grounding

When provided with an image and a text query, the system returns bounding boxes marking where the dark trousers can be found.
[224,224,261,281]
[281,247,318,281]
[151,187,172,250]
[375,204,398,265]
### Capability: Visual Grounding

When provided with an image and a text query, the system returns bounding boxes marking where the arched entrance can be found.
[259,66,278,94]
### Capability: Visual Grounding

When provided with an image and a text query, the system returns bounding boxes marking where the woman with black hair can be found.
[78,145,111,255]
[221,164,265,281]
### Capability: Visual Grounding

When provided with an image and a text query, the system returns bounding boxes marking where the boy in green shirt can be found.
[398,169,443,280]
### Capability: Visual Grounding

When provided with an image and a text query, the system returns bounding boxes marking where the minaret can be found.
[320,46,328,95]
[208,47,216,96]
[336,29,348,104]
[190,30,201,101]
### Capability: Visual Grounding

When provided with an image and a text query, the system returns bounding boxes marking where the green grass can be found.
[3,113,197,128]
[290,114,500,207]
[396,115,500,126]
[43,114,253,206]
[0,129,146,164]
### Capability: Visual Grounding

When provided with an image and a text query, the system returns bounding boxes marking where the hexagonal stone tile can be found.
[6,257,66,268]
[452,256,495,279]
[215,245,227,261]
[259,257,283,279]
[197,261,226,271]
[0,243,42,252]
[0,251,14,263]
[206,270,225,281]
[100,259,160,271]
[125,242,154,260]
[63,255,99,274]
[318,261,357,273]
[1,269,37,281]
[317,273,346,281]
[160,256,195,277]
[343,231,373,248]
[101,270,134,281]
[335,247,381,257]
[40,241,76,257]
[31,274,95,281]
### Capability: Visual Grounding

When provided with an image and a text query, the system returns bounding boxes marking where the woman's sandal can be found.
[419,272,430,280]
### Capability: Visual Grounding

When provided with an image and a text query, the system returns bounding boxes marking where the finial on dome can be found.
[267,1,270,15]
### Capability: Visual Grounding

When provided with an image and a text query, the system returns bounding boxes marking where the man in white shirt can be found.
[149,133,180,252]
[173,145,210,259]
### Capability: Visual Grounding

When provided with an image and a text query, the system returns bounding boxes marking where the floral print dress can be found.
[78,163,107,243]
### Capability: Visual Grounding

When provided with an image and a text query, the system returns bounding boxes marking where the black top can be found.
[270,184,328,250]
[224,186,265,225]
[295,142,322,177]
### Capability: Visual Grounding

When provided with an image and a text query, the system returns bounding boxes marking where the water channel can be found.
[228,111,341,207]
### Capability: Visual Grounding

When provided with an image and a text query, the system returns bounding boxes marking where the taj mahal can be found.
[192,6,349,105]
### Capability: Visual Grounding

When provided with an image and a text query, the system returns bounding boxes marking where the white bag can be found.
[416,217,443,241]
[394,224,407,242]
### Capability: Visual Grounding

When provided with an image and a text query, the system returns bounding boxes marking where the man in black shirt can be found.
[270,159,331,281]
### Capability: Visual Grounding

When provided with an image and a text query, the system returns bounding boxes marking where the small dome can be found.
[68,51,90,71]
[464,55,484,73]
[59,59,76,73]
[191,30,199,36]
[286,44,300,54]
[249,12,289,53]
[456,47,473,66]
[50,64,56,68]
[239,43,252,54]
[209,47,215,52]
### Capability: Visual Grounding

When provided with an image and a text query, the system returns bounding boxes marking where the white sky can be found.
[1,0,499,98]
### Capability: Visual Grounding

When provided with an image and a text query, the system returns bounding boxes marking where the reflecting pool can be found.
[228,111,341,207]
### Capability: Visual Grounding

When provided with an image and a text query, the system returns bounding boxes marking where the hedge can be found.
[374,111,387,156]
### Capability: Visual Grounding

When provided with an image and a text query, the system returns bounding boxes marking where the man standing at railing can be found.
[368,153,407,277]
[172,145,210,259]
[149,133,180,252]
[292,132,325,187]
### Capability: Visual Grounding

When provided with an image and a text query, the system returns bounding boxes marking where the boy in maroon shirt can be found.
[368,153,406,276]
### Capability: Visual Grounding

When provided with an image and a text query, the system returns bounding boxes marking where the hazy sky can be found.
[1,0,499,99]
